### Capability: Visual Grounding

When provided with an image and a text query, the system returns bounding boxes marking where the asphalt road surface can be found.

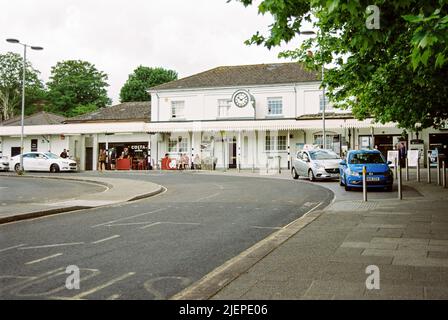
[0,176,106,205]
[0,172,333,300]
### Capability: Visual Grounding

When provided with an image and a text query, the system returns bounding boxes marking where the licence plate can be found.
[367,177,380,181]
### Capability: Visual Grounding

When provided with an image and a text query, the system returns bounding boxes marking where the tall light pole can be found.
[6,38,43,173]
[298,30,326,149]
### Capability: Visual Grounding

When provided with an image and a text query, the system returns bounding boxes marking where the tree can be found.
[0,52,45,121]
[119,66,177,102]
[47,60,111,116]
[233,0,448,129]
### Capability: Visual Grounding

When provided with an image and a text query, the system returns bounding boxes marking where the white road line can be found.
[105,222,151,227]
[250,226,283,230]
[194,192,220,202]
[19,242,84,250]
[71,272,135,299]
[25,253,63,265]
[0,244,26,252]
[107,294,121,300]
[91,208,166,228]
[91,235,120,244]
[140,221,201,230]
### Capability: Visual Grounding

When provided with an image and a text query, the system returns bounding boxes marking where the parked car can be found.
[0,156,9,171]
[9,152,77,173]
[291,149,341,181]
[339,149,393,191]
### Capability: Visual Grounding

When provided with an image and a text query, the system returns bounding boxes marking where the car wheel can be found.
[14,163,21,172]
[50,164,60,173]
[344,178,351,191]
[308,169,315,182]
[291,167,299,180]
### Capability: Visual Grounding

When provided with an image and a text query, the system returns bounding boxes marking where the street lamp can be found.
[6,38,43,173]
[298,30,326,150]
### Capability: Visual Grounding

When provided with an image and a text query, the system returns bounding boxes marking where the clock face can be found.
[233,91,249,108]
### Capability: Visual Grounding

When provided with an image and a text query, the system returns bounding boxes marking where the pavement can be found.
[0,173,163,224]
[174,169,448,300]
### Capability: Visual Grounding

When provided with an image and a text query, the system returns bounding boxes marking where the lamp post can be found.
[6,38,43,173]
[298,30,326,149]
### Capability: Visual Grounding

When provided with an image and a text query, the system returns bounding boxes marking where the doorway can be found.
[11,147,20,157]
[85,147,93,171]
[228,137,237,169]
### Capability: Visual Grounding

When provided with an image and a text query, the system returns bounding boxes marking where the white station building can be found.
[0,62,447,171]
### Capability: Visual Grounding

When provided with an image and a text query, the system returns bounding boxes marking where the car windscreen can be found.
[349,153,386,164]
[44,153,60,159]
[309,150,340,160]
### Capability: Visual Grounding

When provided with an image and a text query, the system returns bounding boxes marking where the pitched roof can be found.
[65,101,151,123]
[1,111,66,126]
[149,62,320,91]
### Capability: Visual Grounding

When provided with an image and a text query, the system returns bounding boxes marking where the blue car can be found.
[339,150,393,191]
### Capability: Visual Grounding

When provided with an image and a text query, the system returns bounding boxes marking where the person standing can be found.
[98,149,106,171]
[60,149,68,159]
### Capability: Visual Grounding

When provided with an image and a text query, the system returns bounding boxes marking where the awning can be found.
[144,118,397,132]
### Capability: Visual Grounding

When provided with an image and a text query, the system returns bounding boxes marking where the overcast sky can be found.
[1,0,313,104]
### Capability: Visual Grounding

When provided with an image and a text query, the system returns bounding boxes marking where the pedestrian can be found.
[60,149,68,159]
[98,149,106,171]
[193,154,201,170]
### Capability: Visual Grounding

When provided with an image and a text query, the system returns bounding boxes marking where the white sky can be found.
[1,0,312,104]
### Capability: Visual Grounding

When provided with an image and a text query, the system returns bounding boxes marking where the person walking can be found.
[98,149,106,171]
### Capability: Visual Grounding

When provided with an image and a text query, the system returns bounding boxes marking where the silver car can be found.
[291,149,341,181]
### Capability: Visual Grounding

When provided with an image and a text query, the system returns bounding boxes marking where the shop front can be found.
[98,142,148,170]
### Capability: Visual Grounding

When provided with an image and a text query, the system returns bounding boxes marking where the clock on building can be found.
[232,89,250,108]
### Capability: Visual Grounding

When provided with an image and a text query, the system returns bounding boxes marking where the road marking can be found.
[107,294,121,300]
[91,208,166,228]
[194,192,220,202]
[140,222,201,230]
[25,253,63,265]
[91,235,120,244]
[0,244,26,253]
[105,222,151,227]
[19,242,84,250]
[70,272,135,299]
[250,226,282,230]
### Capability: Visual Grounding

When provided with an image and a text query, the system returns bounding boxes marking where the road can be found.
[0,172,333,300]
[0,176,106,205]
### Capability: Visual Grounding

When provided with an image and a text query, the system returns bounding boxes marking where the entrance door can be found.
[228,137,237,169]
[85,147,93,171]
[374,135,394,158]
[429,133,448,157]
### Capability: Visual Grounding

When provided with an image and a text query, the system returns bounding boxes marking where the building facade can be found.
[0,63,447,171]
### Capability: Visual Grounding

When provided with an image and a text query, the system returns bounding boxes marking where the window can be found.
[218,99,231,118]
[265,135,287,151]
[267,97,283,115]
[319,94,332,112]
[171,101,185,119]
[314,133,340,154]
[31,139,38,152]
[168,137,188,154]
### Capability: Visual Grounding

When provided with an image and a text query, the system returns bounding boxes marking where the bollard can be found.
[437,156,441,186]
[397,161,402,200]
[427,155,432,184]
[363,166,367,202]
[405,158,409,181]
[278,156,281,174]
[416,156,420,182]
[443,160,446,188]
[394,158,398,179]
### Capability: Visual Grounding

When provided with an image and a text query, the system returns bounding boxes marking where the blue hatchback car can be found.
[339,150,394,191]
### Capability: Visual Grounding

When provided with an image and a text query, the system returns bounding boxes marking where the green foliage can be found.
[119,66,177,102]
[66,103,99,117]
[232,0,448,129]
[47,60,111,116]
[0,52,45,121]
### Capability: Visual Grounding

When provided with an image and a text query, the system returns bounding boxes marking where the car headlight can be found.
[347,168,360,176]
